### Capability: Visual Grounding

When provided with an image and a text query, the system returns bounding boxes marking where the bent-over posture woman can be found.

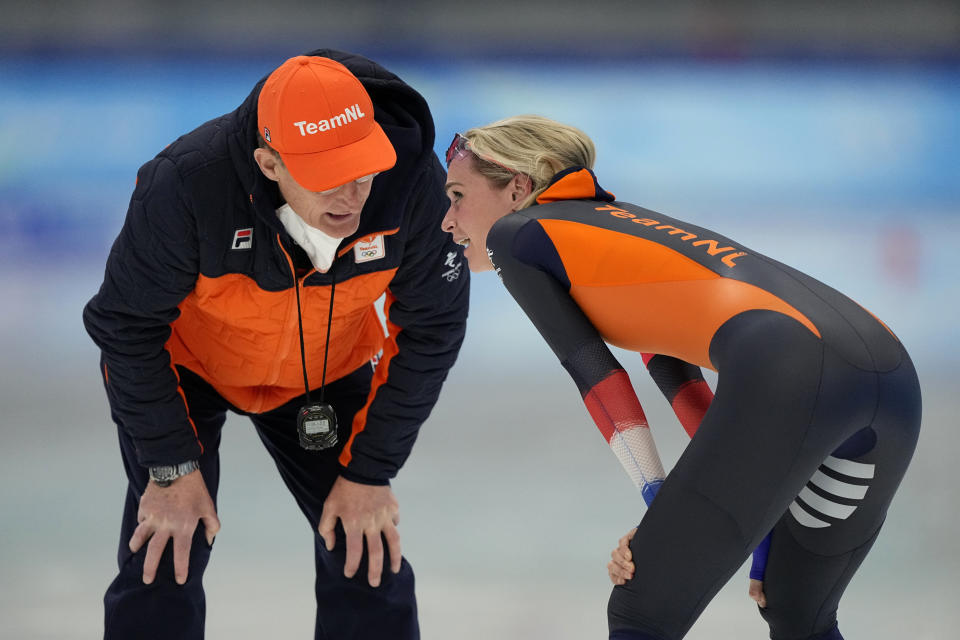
[440,115,921,640]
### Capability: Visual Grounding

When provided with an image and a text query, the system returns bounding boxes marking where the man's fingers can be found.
[202,513,221,546]
[317,514,336,552]
[128,522,152,554]
[384,525,402,574]
[365,531,385,588]
[142,532,170,585]
[343,529,364,579]
[172,529,194,585]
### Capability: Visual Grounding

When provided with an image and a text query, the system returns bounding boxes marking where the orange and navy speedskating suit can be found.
[486,166,921,640]
[82,49,467,640]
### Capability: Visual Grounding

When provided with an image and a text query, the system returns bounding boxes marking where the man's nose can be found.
[337,181,365,210]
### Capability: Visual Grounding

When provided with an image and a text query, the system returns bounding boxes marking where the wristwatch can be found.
[148,460,200,488]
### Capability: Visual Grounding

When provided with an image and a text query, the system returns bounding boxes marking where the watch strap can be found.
[148,460,200,487]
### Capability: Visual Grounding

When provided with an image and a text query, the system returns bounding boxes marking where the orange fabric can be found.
[257,56,396,191]
[539,220,820,370]
[165,268,395,414]
[540,220,718,286]
[339,292,401,467]
[536,168,614,204]
[568,280,819,370]
[590,205,749,268]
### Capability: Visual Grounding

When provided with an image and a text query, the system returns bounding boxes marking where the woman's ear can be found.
[511,173,533,203]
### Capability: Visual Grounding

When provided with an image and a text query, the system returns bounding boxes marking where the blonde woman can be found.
[440,115,920,640]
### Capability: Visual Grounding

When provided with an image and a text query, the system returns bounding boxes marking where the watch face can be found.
[150,463,195,485]
[150,466,175,481]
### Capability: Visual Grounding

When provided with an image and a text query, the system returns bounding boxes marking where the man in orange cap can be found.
[84,50,468,639]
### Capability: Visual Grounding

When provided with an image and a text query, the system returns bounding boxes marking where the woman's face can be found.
[441,155,525,272]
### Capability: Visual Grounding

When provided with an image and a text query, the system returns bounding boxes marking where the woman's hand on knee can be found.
[607,527,637,585]
[748,579,767,608]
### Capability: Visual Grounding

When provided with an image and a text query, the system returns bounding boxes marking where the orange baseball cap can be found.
[257,56,397,192]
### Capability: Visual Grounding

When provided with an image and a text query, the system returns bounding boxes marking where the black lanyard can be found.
[294,270,339,451]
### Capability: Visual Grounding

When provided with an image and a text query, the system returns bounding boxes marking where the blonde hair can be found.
[463,115,596,209]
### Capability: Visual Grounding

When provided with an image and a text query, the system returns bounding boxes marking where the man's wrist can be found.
[148,460,200,488]
[338,465,390,486]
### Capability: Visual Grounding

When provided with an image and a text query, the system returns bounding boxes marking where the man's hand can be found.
[317,476,402,588]
[128,470,220,585]
[607,527,637,585]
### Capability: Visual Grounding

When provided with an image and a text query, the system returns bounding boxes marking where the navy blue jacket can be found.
[83,49,469,482]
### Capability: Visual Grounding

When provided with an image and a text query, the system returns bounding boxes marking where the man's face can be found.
[254,148,375,238]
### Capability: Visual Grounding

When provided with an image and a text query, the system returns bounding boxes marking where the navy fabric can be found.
[644,355,706,404]
[83,48,468,483]
[512,218,571,290]
[105,364,419,640]
[609,629,665,640]
[608,317,920,639]
[811,623,844,640]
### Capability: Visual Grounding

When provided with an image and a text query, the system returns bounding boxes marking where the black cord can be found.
[294,272,336,405]
[294,274,311,403]
[320,273,335,404]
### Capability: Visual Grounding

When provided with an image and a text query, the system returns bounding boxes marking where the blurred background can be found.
[1,1,957,638]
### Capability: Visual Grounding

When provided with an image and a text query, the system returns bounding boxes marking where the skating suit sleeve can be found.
[487,212,666,503]
[641,354,713,439]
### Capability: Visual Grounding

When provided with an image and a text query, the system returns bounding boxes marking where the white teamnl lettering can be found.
[293,104,366,136]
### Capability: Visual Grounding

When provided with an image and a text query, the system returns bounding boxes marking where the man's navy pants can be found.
[103,363,419,639]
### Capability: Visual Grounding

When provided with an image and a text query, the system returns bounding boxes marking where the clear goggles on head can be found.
[444,133,517,174]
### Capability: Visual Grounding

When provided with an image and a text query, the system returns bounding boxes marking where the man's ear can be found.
[253,148,281,182]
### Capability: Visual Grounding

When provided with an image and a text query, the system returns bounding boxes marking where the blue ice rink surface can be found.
[1,53,957,638]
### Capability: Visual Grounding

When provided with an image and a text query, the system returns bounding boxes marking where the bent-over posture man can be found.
[83,50,468,639]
